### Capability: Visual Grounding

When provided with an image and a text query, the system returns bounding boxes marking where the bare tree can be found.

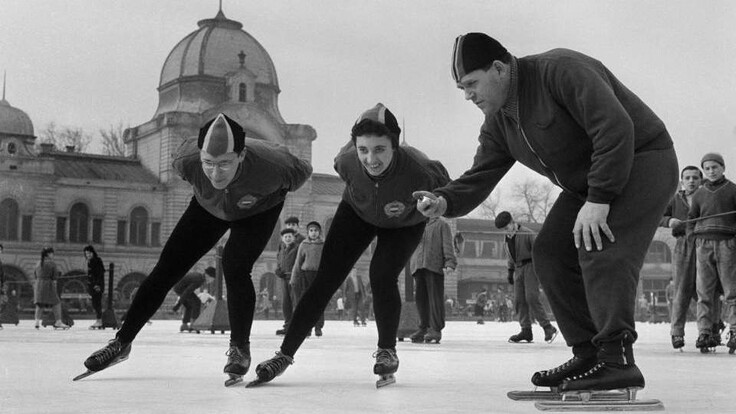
[477,188,502,219]
[100,123,128,156]
[510,178,558,223]
[39,122,92,152]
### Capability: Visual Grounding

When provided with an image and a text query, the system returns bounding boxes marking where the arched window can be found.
[69,203,89,243]
[238,83,247,102]
[0,198,19,240]
[645,241,672,264]
[129,207,148,246]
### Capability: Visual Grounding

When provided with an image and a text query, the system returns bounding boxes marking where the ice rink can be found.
[1,318,733,413]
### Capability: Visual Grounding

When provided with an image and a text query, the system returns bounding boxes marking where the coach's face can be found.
[457,60,510,117]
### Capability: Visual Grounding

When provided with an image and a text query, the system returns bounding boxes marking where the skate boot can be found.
[315,327,323,337]
[560,362,645,394]
[509,327,533,343]
[223,343,251,386]
[712,322,725,345]
[543,325,558,343]
[53,321,70,330]
[275,327,287,335]
[89,319,103,330]
[179,323,190,333]
[373,347,399,388]
[83,338,132,372]
[671,335,685,350]
[476,319,484,325]
[246,351,294,387]
[727,330,736,355]
[409,328,427,343]
[531,355,598,389]
[696,332,715,353]
[424,328,442,344]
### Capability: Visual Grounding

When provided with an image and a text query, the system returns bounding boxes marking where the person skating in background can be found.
[347,271,367,326]
[251,103,450,388]
[687,153,736,354]
[33,247,69,330]
[291,221,326,336]
[408,217,456,344]
[172,267,216,332]
[495,211,558,344]
[415,32,678,395]
[78,113,311,386]
[84,245,105,330]
[275,227,299,335]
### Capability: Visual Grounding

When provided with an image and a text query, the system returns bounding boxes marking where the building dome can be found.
[159,10,279,90]
[0,98,34,136]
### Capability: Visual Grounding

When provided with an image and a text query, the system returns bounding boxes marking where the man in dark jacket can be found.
[416,33,678,394]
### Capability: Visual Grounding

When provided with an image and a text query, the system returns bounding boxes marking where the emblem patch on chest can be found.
[383,201,406,218]
[236,195,257,209]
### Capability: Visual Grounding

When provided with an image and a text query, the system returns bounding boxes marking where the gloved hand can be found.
[507,269,515,285]
[412,191,447,218]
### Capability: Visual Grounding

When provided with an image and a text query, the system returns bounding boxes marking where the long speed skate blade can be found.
[508,390,628,401]
[535,398,664,411]
[245,378,270,388]
[376,374,395,388]
[224,375,243,387]
[72,370,97,381]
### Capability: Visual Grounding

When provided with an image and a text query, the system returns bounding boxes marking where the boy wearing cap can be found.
[276,223,302,336]
[687,152,736,353]
[416,33,678,395]
[80,113,312,385]
[494,211,557,344]
[291,221,325,336]
[251,103,450,388]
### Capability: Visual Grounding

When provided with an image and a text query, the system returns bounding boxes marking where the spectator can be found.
[33,247,69,330]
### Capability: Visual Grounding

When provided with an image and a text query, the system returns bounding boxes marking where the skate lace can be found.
[568,362,604,381]
[372,348,396,366]
[545,356,578,376]
[225,346,245,364]
[261,352,293,375]
[93,339,122,363]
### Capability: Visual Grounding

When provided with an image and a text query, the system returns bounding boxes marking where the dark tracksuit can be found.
[86,256,105,319]
[505,225,552,330]
[173,272,206,324]
[434,50,678,362]
[280,142,450,356]
[116,137,311,346]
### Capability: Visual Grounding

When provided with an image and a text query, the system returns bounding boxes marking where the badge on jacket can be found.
[237,195,257,209]
[383,201,406,218]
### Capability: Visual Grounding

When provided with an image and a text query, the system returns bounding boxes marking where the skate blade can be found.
[545,331,558,344]
[424,339,441,344]
[535,398,664,411]
[245,378,269,388]
[376,374,395,388]
[508,390,628,401]
[224,375,244,387]
[72,370,96,381]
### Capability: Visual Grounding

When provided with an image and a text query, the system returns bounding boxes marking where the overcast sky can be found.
[1,1,735,203]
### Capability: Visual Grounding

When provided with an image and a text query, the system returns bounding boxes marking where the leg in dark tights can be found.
[222,203,284,346]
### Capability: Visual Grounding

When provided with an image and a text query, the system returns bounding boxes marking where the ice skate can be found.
[424,328,441,344]
[179,323,190,333]
[696,332,716,353]
[246,351,293,387]
[671,335,684,351]
[353,320,360,327]
[53,321,70,330]
[508,355,599,401]
[543,325,558,344]
[409,328,427,343]
[275,327,287,335]
[373,348,398,388]
[74,338,131,381]
[89,319,103,330]
[509,327,533,343]
[727,330,736,355]
[223,343,250,387]
[315,327,323,337]
[712,322,725,345]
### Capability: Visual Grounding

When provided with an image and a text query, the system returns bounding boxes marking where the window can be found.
[462,240,477,258]
[7,142,17,155]
[21,215,32,241]
[69,203,89,243]
[117,220,127,245]
[645,241,671,264]
[151,222,161,247]
[480,241,497,258]
[56,217,67,242]
[129,207,148,246]
[0,198,19,240]
[238,83,247,102]
[92,219,103,244]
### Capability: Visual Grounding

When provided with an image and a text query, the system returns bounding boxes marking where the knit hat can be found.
[197,113,245,156]
[701,152,725,168]
[280,228,296,236]
[494,211,512,229]
[354,103,401,138]
[284,216,300,225]
[306,221,321,231]
[452,33,507,82]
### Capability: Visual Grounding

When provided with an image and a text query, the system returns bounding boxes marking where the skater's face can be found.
[456,61,510,117]
[355,134,394,176]
[84,250,93,260]
[200,150,244,190]
[281,233,294,245]
[680,169,702,194]
[702,161,724,182]
[307,226,321,240]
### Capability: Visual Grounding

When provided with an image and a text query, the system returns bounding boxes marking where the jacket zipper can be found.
[516,122,575,195]
[374,182,379,218]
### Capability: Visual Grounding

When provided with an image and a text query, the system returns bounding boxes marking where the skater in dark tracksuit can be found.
[416,33,678,393]
[494,212,557,344]
[84,245,105,330]
[172,267,215,332]
[252,103,450,387]
[81,113,312,383]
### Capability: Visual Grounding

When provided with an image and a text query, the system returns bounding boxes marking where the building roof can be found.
[38,150,160,184]
[311,173,344,196]
[0,98,33,136]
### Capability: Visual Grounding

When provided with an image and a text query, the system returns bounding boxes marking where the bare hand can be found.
[412,191,447,218]
[573,202,615,251]
[669,218,682,228]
